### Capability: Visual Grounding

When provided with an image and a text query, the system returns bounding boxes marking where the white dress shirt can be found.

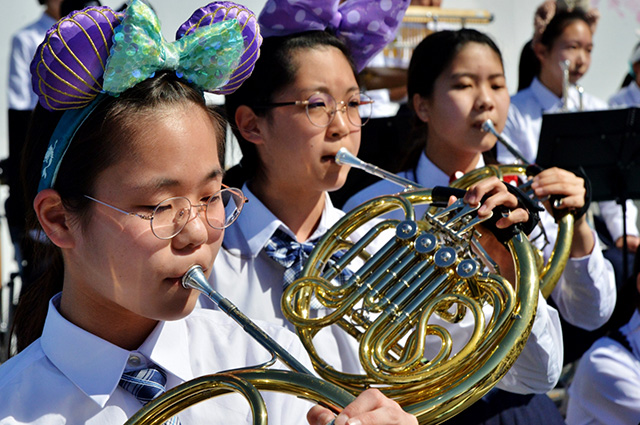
[609,80,640,108]
[566,310,640,425]
[0,294,313,424]
[211,183,562,394]
[8,13,56,110]
[345,151,615,331]
[498,77,639,242]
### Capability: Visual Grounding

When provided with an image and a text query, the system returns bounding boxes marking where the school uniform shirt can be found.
[565,310,640,425]
[0,293,313,424]
[345,151,615,331]
[211,184,562,395]
[8,13,56,110]
[609,80,640,108]
[498,77,639,243]
[205,187,365,375]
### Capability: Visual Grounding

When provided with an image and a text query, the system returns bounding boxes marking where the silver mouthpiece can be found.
[481,120,530,166]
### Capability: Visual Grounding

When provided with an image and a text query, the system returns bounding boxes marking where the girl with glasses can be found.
[345,27,615,425]
[0,2,414,424]
[205,0,553,420]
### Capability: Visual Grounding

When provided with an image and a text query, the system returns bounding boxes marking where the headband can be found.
[533,0,600,45]
[257,0,410,72]
[32,0,261,191]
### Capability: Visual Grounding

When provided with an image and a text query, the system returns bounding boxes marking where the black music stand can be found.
[536,107,640,284]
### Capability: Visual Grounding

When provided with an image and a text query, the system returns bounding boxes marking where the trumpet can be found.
[560,59,584,112]
[125,265,355,425]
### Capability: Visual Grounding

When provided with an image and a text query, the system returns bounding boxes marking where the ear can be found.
[33,189,76,249]
[532,41,547,63]
[412,93,430,123]
[234,105,265,146]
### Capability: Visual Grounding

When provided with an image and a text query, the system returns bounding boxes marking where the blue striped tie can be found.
[120,366,181,424]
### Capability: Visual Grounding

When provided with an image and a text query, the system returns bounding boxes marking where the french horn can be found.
[281,151,541,424]
[128,147,562,424]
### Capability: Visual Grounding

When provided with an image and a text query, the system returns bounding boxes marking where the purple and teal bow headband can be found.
[258,0,410,72]
[33,0,262,192]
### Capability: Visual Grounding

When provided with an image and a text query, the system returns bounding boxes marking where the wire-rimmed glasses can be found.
[84,186,247,240]
[258,91,374,128]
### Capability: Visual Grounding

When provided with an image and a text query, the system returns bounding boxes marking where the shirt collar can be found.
[224,183,341,256]
[41,294,193,408]
[530,77,563,112]
[415,151,485,188]
[38,12,57,30]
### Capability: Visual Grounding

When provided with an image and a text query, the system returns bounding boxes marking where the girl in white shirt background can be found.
[344,27,616,424]
[566,251,640,425]
[609,41,640,108]
[501,1,639,300]
[0,2,416,424]
[502,1,636,367]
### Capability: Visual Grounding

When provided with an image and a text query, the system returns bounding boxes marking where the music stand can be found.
[536,107,640,284]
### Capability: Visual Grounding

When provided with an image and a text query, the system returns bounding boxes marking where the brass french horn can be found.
[281,150,541,424]
[460,120,575,298]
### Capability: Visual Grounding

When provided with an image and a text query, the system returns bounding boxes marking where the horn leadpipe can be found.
[335,148,422,190]
[182,265,314,376]
[481,120,531,166]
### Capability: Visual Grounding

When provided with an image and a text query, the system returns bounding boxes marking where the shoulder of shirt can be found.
[186,308,299,343]
[509,88,538,112]
[343,179,405,212]
[0,339,46,389]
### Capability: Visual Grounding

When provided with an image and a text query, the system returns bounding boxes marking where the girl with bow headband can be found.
[0,1,414,424]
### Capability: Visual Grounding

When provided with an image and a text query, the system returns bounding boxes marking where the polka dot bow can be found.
[258,0,411,72]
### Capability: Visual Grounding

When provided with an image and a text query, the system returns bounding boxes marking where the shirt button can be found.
[128,355,141,367]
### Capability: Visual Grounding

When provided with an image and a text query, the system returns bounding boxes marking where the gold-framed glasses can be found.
[84,186,247,240]
[258,92,374,128]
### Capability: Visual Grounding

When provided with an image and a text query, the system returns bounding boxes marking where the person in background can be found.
[0,3,416,424]
[501,0,635,364]
[566,250,640,425]
[609,40,640,108]
[6,0,62,286]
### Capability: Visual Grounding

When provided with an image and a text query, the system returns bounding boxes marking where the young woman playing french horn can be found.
[202,0,563,416]
[0,2,417,424]
[344,27,617,424]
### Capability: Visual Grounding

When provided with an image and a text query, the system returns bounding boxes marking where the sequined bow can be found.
[103,0,244,95]
[258,0,410,72]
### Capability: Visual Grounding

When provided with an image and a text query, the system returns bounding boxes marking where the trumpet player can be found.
[502,1,638,309]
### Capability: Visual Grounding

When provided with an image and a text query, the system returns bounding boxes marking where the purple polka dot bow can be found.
[258,0,411,72]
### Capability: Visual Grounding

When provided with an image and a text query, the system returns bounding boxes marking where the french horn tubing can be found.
[125,266,356,425]
[282,150,540,424]
[465,120,575,297]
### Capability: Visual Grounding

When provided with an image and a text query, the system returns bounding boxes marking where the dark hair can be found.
[520,9,593,91]
[517,39,538,92]
[223,31,357,187]
[11,72,225,354]
[401,29,504,171]
[38,0,46,5]
[60,0,101,17]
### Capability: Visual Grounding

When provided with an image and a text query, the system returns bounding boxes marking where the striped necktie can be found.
[120,366,181,425]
